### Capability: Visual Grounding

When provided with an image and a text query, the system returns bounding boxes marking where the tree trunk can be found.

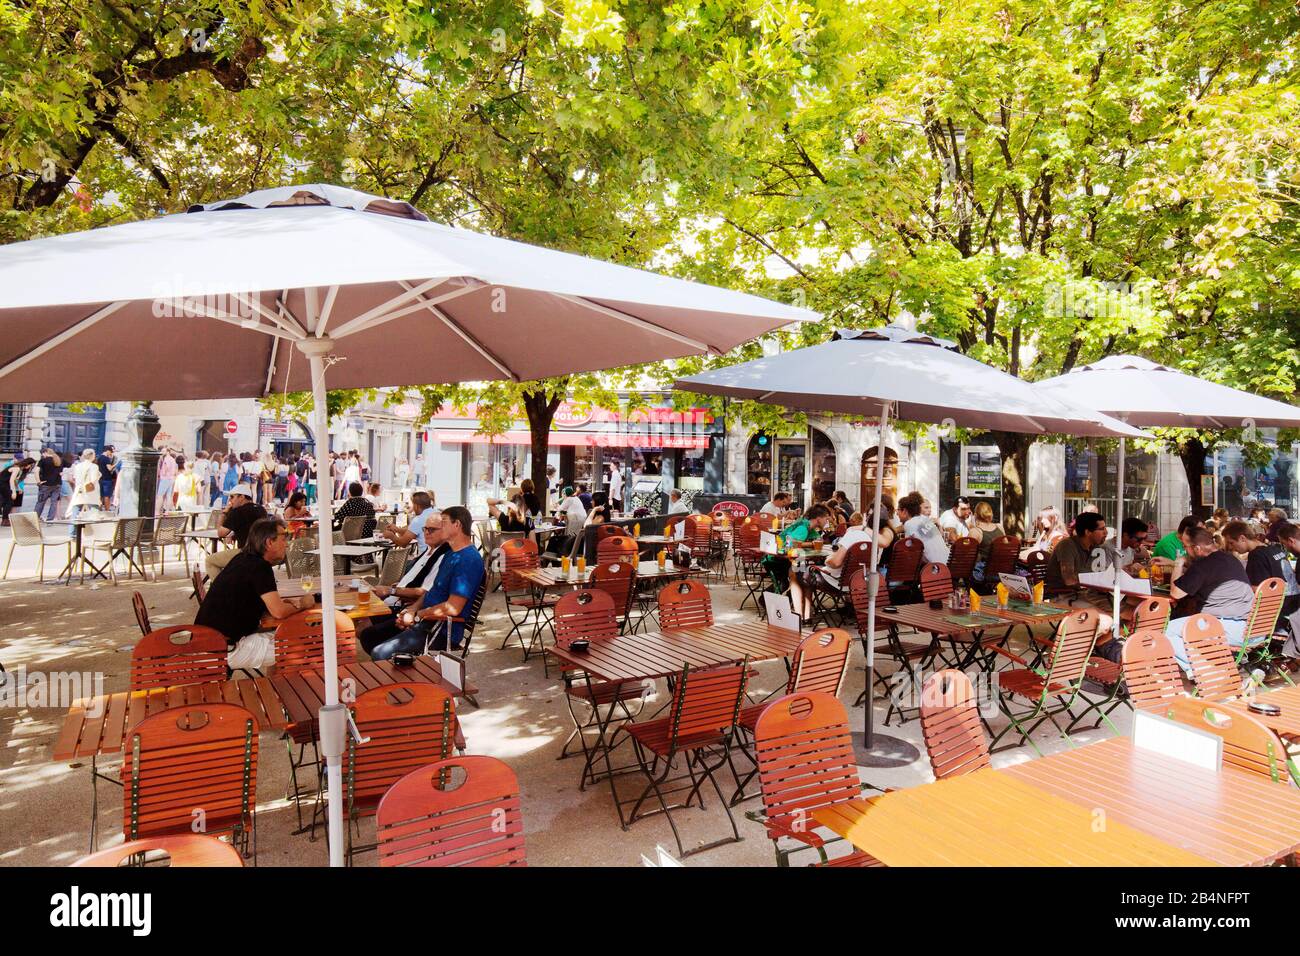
[990,431,1033,537]
[1176,436,1213,520]
[523,388,563,513]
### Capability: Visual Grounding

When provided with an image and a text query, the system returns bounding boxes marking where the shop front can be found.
[430,397,724,514]
[745,426,837,510]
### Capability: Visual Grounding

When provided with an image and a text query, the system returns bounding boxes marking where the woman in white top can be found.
[1022,505,1067,559]
[68,449,101,517]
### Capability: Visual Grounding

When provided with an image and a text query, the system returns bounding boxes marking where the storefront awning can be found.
[432,429,709,449]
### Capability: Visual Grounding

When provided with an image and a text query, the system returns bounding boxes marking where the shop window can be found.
[746,435,773,496]
[811,428,836,502]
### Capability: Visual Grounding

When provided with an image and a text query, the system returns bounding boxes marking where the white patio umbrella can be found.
[674,326,1146,757]
[1035,355,1300,636]
[0,184,815,864]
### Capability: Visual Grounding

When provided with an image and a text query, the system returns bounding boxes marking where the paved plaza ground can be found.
[0,529,1124,867]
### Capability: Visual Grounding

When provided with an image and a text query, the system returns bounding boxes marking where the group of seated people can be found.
[194,494,486,671]
[1042,508,1300,671]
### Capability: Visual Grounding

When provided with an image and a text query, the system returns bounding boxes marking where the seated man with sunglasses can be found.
[196,517,314,670]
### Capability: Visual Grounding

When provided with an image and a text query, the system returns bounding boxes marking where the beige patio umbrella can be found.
[0,184,815,864]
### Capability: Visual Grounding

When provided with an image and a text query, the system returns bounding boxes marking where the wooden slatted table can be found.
[876,601,1015,674]
[1218,684,1300,741]
[270,657,476,731]
[814,768,1214,867]
[52,676,285,762]
[1001,736,1300,866]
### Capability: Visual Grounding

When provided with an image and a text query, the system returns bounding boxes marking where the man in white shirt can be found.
[607,464,624,510]
[898,492,949,563]
[937,496,974,542]
[759,492,792,517]
[667,489,690,515]
[557,485,587,527]
[380,490,436,554]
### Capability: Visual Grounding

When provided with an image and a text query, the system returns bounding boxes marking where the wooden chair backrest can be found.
[657,579,714,630]
[1130,596,1173,635]
[1021,549,1049,586]
[668,661,748,747]
[787,628,852,697]
[1245,577,1287,643]
[752,692,860,839]
[946,536,978,582]
[684,514,713,553]
[348,682,457,815]
[132,590,152,636]
[664,514,687,539]
[1181,613,1243,701]
[1042,608,1100,690]
[553,588,620,649]
[73,834,244,868]
[130,625,229,691]
[886,537,924,586]
[596,534,638,565]
[919,669,990,780]
[1121,629,1184,710]
[1160,697,1289,784]
[377,756,526,867]
[837,541,874,590]
[500,537,540,592]
[191,568,207,603]
[848,568,889,635]
[594,524,629,541]
[918,561,953,602]
[732,519,762,554]
[122,703,258,840]
[984,534,1022,577]
[272,610,357,674]
[589,560,636,621]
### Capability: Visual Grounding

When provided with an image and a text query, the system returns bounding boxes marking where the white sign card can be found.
[763,592,801,632]
[437,652,464,691]
[1132,710,1222,773]
[998,573,1032,599]
[760,531,777,552]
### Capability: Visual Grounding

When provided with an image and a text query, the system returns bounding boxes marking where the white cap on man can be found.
[231,484,255,499]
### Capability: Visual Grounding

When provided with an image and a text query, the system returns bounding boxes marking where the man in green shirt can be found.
[1152,515,1203,564]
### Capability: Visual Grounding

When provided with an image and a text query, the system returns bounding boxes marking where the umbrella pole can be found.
[1112,434,1126,640]
[302,339,345,867]
[864,403,888,746]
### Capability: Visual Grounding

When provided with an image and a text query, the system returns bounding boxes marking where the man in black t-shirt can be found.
[208,483,268,579]
[1166,527,1256,672]
[196,517,312,669]
[35,448,63,521]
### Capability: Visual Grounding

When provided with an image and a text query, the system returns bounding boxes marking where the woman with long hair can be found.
[1022,505,1067,559]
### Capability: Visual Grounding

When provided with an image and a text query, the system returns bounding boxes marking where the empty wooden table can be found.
[1001,736,1300,866]
[814,767,1213,866]
[52,676,286,762]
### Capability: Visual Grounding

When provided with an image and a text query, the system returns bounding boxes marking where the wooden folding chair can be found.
[920,669,990,780]
[849,566,935,718]
[130,625,229,691]
[589,559,637,632]
[946,536,979,587]
[884,537,924,601]
[73,834,245,868]
[682,513,719,578]
[275,610,356,829]
[657,579,713,630]
[1020,548,1049,588]
[596,533,638,566]
[1235,578,1289,677]
[377,756,527,866]
[749,692,882,867]
[1182,613,1246,702]
[989,608,1106,755]
[422,574,487,706]
[552,589,653,777]
[614,660,749,858]
[122,703,258,860]
[1159,697,1298,786]
[731,519,767,613]
[190,567,207,604]
[806,539,872,628]
[498,537,557,660]
[132,590,152,637]
[731,628,852,802]
[1067,596,1174,732]
[331,682,458,863]
[976,534,1021,593]
[1121,626,1186,711]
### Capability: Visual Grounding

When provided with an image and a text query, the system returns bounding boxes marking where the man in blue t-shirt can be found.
[367,505,484,659]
